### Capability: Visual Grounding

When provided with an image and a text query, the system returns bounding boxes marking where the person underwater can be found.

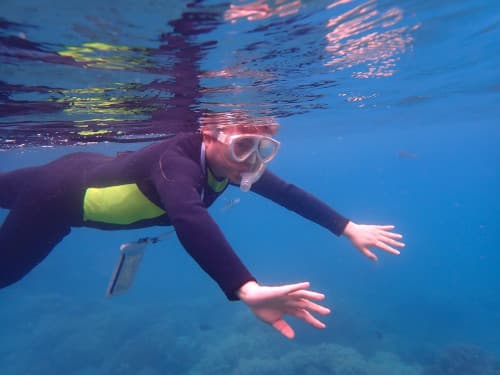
[0,114,404,339]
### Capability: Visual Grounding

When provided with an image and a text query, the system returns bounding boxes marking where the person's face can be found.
[203,127,278,185]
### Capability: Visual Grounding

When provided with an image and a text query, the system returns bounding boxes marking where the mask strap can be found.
[200,142,206,201]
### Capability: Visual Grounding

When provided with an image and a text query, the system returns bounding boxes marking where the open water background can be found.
[0,0,499,374]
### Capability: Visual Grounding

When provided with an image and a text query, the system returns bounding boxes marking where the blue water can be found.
[1,0,499,374]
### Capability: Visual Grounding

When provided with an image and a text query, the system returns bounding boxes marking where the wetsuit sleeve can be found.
[251,170,349,236]
[152,152,255,300]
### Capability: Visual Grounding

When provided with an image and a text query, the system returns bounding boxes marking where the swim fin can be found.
[106,241,147,297]
[106,230,174,297]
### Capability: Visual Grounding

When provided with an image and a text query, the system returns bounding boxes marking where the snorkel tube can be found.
[240,163,265,192]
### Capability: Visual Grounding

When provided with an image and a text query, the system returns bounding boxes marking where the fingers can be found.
[287,289,330,315]
[379,228,405,248]
[277,281,311,296]
[380,230,403,240]
[289,289,325,301]
[286,289,330,315]
[291,308,327,329]
[264,284,331,339]
[373,225,405,255]
[272,319,295,339]
[284,295,331,332]
[380,234,405,248]
[376,225,403,237]
[375,240,401,255]
[279,285,331,332]
[286,298,331,315]
[376,225,395,230]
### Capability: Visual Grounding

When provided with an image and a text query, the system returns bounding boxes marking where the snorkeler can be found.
[0,117,404,339]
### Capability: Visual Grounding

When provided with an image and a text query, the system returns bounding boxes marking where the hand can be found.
[343,221,405,261]
[237,281,330,339]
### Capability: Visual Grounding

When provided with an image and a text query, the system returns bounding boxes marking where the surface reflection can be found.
[324,0,419,78]
[0,0,418,149]
[0,3,218,148]
[224,0,302,22]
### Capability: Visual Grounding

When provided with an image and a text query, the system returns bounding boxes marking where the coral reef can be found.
[2,293,498,375]
[189,324,422,375]
[423,344,500,375]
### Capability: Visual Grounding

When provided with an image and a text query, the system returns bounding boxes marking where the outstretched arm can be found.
[154,152,256,300]
[237,280,330,339]
[252,170,405,259]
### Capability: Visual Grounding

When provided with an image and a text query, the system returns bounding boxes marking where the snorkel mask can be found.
[216,131,280,192]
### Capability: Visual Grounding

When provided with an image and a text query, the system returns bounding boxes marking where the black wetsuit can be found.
[0,132,348,299]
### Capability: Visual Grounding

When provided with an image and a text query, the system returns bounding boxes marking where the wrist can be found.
[236,280,259,300]
[343,221,356,238]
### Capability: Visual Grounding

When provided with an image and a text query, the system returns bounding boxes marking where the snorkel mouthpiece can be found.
[239,163,265,192]
[240,173,253,192]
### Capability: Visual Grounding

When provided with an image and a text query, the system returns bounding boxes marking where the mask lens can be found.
[258,139,277,161]
[232,136,257,160]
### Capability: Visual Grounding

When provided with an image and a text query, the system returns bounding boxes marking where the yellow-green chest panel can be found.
[207,168,228,192]
[83,183,165,225]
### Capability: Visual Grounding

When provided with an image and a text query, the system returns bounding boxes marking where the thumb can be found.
[272,319,295,339]
[360,247,378,261]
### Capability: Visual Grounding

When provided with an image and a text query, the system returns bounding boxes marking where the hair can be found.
[199,110,279,137]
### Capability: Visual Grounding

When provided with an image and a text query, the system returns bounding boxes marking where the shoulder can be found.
[156,132,204,184]
[152,132,202,158]
[157,132,202,163]
[131,132,202,167]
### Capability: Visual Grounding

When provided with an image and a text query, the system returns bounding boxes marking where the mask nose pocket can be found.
[247,153,257,164]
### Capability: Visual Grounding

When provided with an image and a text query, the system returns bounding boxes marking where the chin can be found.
[230,175,242,184]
